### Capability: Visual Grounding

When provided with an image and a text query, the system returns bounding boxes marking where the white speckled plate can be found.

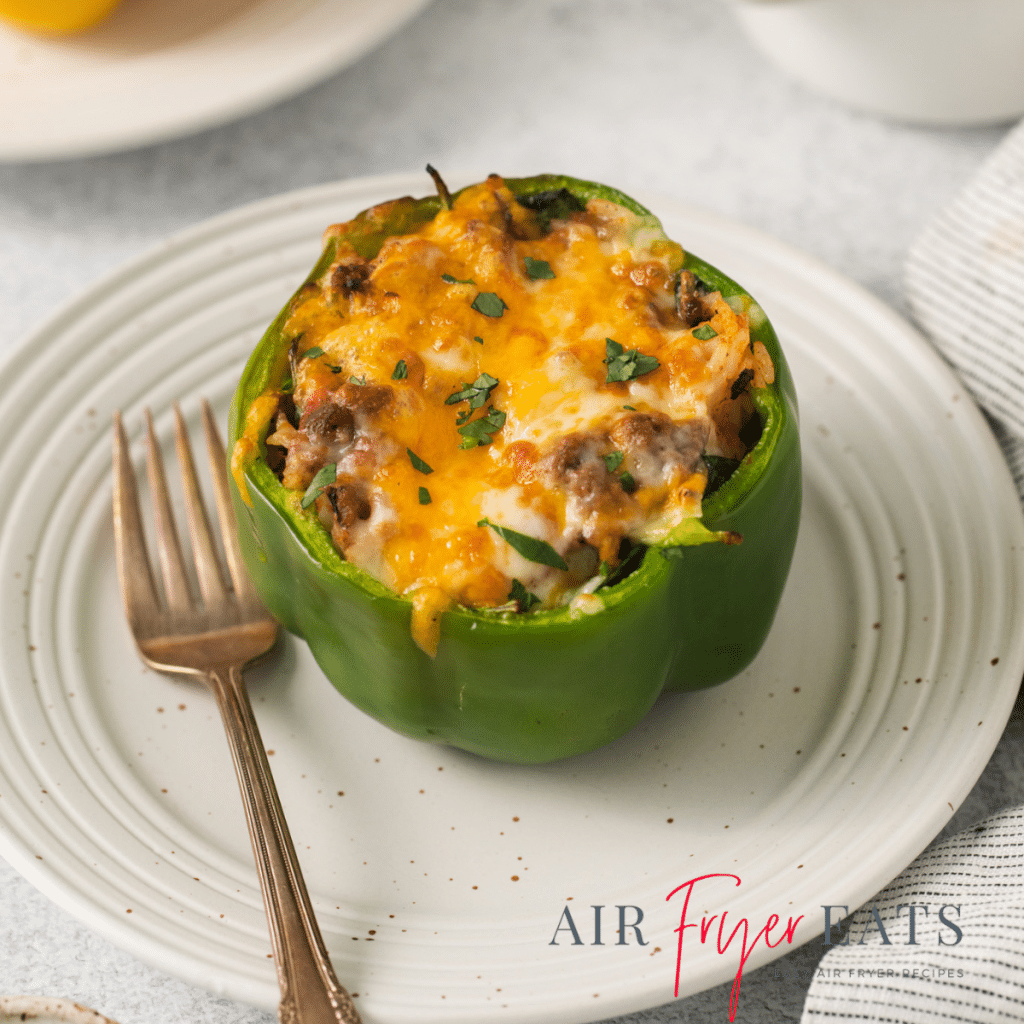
[0,173,1021,1023]
[0,0,431,162]
[0,995,117,1024]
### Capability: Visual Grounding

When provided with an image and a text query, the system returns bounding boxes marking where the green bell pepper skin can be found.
[228,174,801,765]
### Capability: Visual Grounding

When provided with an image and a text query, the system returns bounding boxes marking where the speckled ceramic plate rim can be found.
[0,995,118,1024]
[0,172,1020,1023]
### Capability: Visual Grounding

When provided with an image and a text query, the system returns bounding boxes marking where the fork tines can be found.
[112,401,256,627]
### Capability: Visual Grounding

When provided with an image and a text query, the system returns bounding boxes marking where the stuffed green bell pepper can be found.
[228,171,801,765]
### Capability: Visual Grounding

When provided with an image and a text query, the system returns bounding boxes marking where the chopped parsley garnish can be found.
[524,256,554,280]
[730,368,755,400]
[418,486,432,505]
[601,449,635,490]
[407,448,433,474]
[474,336,484,345]
[603,451,624,473]
[623,404,636,411]
[508,578,541,611]
[458,407,506,448]
[280,376,294,394]
[692,324,718,341]
[604,338,660,384]
[442,273,475,285]
[445,372,499,411]
[477,518,568,570]
[327,364,342,373]
[349,375,367,386]
[392,359,408,380]
[472,292,507,318]
[300,463,336,509]
[301,346,325,360]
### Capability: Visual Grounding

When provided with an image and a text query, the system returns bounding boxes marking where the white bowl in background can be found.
[728,0,1024,125]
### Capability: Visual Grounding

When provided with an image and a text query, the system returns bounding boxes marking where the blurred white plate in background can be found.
[0,0,431,162]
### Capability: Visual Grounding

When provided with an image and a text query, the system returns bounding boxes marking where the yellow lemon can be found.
[0,0,121,34]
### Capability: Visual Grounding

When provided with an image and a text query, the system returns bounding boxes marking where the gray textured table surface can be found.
[0,2,1020,1022]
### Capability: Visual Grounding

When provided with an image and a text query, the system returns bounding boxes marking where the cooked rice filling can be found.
[261,175,773,643]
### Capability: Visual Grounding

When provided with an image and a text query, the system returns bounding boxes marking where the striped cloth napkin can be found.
[801,119,1024,1023]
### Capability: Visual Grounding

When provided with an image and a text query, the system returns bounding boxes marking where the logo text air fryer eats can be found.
[550,873,964,1021]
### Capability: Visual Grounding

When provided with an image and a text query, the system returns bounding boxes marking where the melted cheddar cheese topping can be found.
[250,176,773,654]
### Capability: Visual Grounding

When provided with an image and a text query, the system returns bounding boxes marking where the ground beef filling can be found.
[533,413,711,564]
[254,176,771,628]
[269,391,721,593]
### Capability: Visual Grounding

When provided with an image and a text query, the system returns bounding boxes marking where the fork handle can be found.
[208,665,362,1024]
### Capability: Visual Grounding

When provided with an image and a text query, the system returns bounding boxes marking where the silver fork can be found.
[112,401,362,1024]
